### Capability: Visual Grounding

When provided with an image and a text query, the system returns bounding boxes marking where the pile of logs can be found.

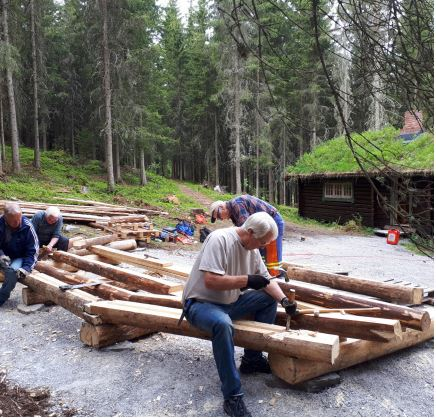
[0,198,168,225]
[15,244,433,385]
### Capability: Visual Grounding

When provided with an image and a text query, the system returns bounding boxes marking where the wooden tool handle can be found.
[288,289,296,302]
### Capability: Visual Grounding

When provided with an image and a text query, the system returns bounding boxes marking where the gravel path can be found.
[0,231,433,417]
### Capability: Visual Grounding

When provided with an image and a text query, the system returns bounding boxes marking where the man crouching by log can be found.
[0,202,39,306]
[31,206,72,256]
[181,212,297,417]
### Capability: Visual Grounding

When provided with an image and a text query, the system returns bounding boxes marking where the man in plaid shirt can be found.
[210,195,284,277]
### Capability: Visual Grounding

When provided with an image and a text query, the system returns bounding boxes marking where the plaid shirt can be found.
[226,195,278,227]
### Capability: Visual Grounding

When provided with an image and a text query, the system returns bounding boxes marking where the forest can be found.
[0,0,433,204]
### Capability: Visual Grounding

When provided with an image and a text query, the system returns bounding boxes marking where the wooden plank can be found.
[108,215,148,225]
[21,287,53,306]
[276,279,431,331]
[269,316,434,384]
[85,300,340,364]
[286,266,423,304]
[50,252,183,294]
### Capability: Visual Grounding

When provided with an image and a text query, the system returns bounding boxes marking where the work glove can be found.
[281,297,298,316]
[246,274,270,290]
[16,268,30,280]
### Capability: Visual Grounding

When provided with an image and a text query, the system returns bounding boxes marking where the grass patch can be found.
[401,236,434,257]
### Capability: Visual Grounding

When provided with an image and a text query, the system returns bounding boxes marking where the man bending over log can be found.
[181,212,297,417]
[31,206,71,254]
[0,202,38,306]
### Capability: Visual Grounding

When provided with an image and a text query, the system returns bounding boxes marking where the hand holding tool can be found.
[246,274,270,290]
[59,281,102,292]
[0,255,11,269]
[282,289,297,331]
[16,268,30,280]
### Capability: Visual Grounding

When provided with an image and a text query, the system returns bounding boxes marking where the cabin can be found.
[287,115,434,232]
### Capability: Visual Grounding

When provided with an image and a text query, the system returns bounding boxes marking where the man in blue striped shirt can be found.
[210,195,284,277]
[0,202,39,306]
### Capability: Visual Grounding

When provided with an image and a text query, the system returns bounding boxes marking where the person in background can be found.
[0,202,39,306]
[182,212,297,417]
[209,195,284,277]
[31,206,71,253]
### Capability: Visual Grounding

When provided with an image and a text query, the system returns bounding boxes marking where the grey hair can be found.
[46,206,61,218]
[4,202,22,216]
[241,212,278,240]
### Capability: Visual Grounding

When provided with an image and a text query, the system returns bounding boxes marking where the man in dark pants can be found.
[0,202,39,306]
[182,212,297,417]
[31,206,70,253]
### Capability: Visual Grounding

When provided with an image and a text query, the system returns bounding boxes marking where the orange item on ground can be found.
[387,229,400,245]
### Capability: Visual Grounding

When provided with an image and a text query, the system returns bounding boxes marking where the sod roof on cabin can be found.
[287,126,434,180]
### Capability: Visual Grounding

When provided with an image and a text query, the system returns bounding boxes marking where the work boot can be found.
[223,395,252,417]
[239,354,271,374]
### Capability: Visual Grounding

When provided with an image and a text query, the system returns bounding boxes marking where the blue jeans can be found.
[0,258,23,305]
[185,290,277,399]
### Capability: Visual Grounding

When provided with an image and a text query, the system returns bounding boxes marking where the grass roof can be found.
[287,126,434,177]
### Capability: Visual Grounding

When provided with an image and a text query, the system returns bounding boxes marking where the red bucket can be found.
[387,229,400,245]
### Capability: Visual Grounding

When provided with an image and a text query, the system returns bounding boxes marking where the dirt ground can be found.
[0,220,433,417]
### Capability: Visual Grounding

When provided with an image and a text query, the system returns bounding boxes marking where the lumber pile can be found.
[0,199,168,225]
[15,248,433,387]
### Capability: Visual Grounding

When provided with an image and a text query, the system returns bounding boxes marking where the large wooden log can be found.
[287,266,423,304]
[51,251,183,294]
[35,262,183,308]
[89,245,190,280]
[80,322,155,348]
[72,234,118,250]
[107,239,137,251]
[269,316,434,384]
[85,299,340,364]
[21,286,53,306]
[21,272,101,322]
[275,309,402,342]
[275,279,430,331]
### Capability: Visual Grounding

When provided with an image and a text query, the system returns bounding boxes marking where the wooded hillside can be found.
[0,0,433,205]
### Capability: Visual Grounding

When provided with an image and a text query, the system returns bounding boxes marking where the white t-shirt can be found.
[182,227,268,305]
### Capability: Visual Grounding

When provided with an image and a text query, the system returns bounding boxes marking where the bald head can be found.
[4,202,22,230]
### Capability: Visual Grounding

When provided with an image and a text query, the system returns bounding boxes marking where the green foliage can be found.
[288,127,434,174]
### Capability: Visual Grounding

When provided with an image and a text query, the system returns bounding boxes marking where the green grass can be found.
[401,236,434,257]
[288,127,434,175]
[0,146,370,234]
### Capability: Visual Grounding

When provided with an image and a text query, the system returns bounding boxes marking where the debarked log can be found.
[51,251,183,294]
[269,316,434,385]
[85,299,340,364]
[286,266,423,305]
[276,279,431,331]
[72,234,119,250]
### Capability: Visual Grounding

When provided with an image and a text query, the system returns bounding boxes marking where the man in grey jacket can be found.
[31,206,71,253]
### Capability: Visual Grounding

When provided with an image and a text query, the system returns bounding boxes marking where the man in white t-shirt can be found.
[182,212,297,417]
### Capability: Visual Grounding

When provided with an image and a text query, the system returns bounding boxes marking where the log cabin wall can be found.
[298,177,375,226]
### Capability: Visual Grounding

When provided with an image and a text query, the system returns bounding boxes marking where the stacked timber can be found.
[0,199,168,225]
[16,248,434,387]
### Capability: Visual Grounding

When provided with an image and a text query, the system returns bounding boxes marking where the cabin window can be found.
[323,182,353,201]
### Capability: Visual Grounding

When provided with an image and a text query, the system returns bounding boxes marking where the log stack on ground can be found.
[14,248,433,386]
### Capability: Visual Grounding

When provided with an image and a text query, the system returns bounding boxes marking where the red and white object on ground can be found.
[387,229,401,245]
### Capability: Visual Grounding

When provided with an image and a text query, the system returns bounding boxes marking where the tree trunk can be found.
[214,112,219,186]
[70,110,75,157]
[30,0,40,169]
[0,97,4,173]
[255,65,260,197]
[268,167,273,203]
[140,148,147,185]
[233,48,242,195]
[41,120,47,151]
[282,125,286,205]
[114,136,121,182]
[2,0,20,173]
[100,0,115,192]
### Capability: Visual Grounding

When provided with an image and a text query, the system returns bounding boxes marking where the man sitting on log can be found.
[31,206,71,254]
[182,212,297,417]
[0,202,39,306]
